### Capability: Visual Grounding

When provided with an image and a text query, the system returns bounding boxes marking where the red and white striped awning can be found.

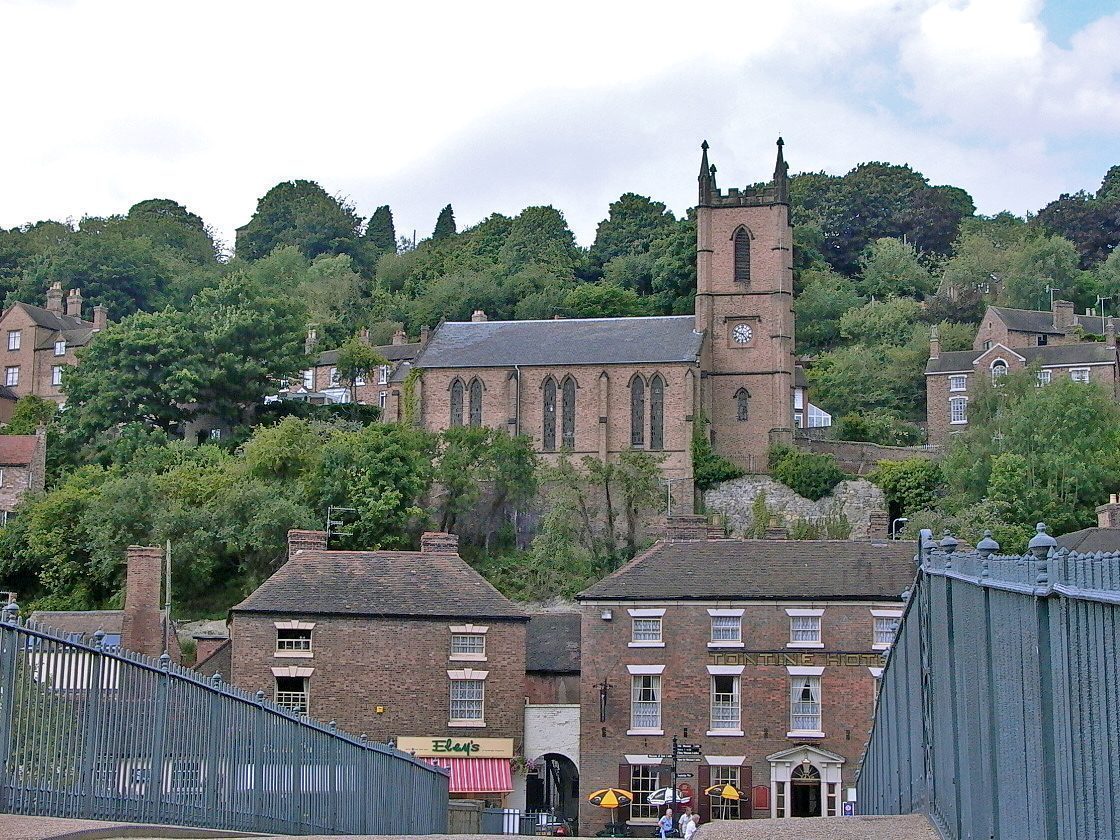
[426,757,513,793]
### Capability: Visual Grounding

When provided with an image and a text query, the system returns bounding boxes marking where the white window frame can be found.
[990,359,1008,383]
[787,666,825,738]
[7,331,19,351]
[1037,369,1051,386]
[710,765,742,820]
[51,365,63,386]
[629,765,661,822]
[628,608,665,647]
[949,396,968,425]
[871,609,903,651]
[4,366,18,387]
[948,374,967,392]
[379,364,390,385]
[449,625,489,662]
[708,608,744,648]
[786,608,824,648]
[628,666,663,735]
[448,669,488,727]
[708,664,744,736]
[329,367,340,387]
[0,469,5,487]
[378,391,388,410]
[302,369,314,389]
[272,667,312,714]
[1070,368,1091,383]
[54,339,66,356]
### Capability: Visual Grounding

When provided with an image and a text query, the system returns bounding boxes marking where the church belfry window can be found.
[649,374,664,451]
[561,376,576,449]
[630,376,645,447]
[733,227,751,284]
[450,379,464,427]
[735,388,750,421]
[542,378,557,451]
[468,379,483,427]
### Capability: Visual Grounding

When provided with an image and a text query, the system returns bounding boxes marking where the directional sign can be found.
[649,754,673,759]
[674,772,694,779]
[677,757,702,763]
[676,743,703,754]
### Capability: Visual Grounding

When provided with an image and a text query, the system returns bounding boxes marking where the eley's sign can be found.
[397,736,514,759]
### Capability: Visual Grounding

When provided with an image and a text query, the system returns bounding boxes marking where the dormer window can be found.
[54,339,66,356]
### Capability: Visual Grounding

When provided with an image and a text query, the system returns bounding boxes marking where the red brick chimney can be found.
[666,515,708,541]
[193,634,228,664]
[868,510,890,540]
[1052,299,1076,330]
[46,282,64,315]
[288,529,328,562]
[420,531,460,554]
[392,328,407,345]
[93,304,108,331]
[65,288,83,319]
[929,326,940,361]
[420,325,431,346]
[120,545,164,658]
[1097,494,1120,528]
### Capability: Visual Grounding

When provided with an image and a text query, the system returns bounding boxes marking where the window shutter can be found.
[697,764,711,824]
[617,763,632,824]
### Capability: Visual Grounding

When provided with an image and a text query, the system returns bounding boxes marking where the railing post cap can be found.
[1028,522,1057,557]
[210,673,223,687]
[255,689,266,703]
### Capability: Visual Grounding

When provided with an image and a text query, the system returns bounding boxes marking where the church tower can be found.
[695,139,795,472]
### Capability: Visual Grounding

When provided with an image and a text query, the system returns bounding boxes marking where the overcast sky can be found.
[2,0,1118,251]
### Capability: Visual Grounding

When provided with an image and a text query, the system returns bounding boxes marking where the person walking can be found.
[677,806,692,837]
[683,814,698,840]
[658,808,674,839]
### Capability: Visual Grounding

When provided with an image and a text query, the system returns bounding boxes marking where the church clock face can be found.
[732,323,753,344]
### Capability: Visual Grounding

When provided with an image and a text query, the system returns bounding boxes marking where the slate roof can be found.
[233,549,528,620]
[315,342,422,367]
[577,539,916,601]
[990,306,1104,336]
[414,316,704,368]
[526,613,581,673]
[926,343,1117,374]
[9,303,99,348]
[1055,528,1120,554]
[29,610,123,640]
[0,435,40,466]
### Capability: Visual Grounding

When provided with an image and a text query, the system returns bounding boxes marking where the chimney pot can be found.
[420,531,460,554]
[420,325,431,345]
[65,288,83,319]
[360,328,372,346]
[305,327,319,356]
[46,282,64,315]
[93,304,108,331]
[1096,494,1120,528]
[1052,299,1076,330]
[471,310,487,323]
[392,328,406,346]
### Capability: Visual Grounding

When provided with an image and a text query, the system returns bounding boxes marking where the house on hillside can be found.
[0,283,108,408]
[1055,494,1120,555]
[926,300,1119,446]
[0,430,46,524]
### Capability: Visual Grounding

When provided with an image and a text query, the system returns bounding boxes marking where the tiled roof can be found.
[990,306,1105,335]
[36,326,97,350]
[29,610,123,639]
[577,539,916,601]
[415,316,704,368]
[526,612,581,673]
[926,344,1117,374]
[15,303,93,333]
[232,549,528,620]
[316,342,422,367]
[1055,528,1120,554]
[0,435,40,466]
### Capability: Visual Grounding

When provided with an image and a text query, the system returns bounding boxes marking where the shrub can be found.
[834,413,925,446]
[870,459,944,516]
[769,444,847,501]
[692,422,744,491]
[746,491,770,538]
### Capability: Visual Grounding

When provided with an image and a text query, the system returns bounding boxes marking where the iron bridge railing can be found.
[0,616,448,835]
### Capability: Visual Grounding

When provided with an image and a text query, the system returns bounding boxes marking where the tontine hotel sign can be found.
[708,651,887,667]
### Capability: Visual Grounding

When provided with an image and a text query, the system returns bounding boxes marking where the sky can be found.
[1,0,1118,252]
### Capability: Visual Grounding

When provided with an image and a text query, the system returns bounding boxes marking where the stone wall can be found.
[703,476,888,540]
[794,437,938,475]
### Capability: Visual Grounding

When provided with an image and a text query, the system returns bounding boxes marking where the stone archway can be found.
[526,752,580,826]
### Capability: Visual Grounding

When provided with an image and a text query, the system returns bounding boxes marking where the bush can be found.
[870,459,943,516]
[834,413,925,447]
[692,423,744,491]
[769,444,847,501]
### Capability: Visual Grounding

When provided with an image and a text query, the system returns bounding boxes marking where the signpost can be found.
[663,737,704,807]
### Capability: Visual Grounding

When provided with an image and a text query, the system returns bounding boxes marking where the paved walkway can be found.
[697,814,939,839]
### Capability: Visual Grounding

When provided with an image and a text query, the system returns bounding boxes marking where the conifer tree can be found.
[364,205,397,255]
[432,204,457,240]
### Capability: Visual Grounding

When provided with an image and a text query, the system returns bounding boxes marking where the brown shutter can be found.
[697,764,711,824]
[618,762,632,825]
[741,766,753,819]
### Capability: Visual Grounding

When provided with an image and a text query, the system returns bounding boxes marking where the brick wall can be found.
[578,598,900,829]
[230,612,527,746]
[120,545,164,658]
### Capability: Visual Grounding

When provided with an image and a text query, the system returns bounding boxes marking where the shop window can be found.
[629,765,660,821]
[275,676,308,714]
[710,766,741,820]
[276,628,312,653]
[450,679,485,723]
[790,676,822,733]
[710,675,741,732]
[168,759,204,795]
[630,675,661,731]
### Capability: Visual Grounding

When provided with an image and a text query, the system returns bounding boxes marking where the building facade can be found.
[0,283,107,407]
[229,529,529,805]
[926,301,1119,446]
[576,517,914,831]
[0,431,46,522]
[398,141,802,491]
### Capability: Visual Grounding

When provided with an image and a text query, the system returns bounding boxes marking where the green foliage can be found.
[590,193,676,268]
[857,237,935,299]
[870,459,944,516]
[833,413,925,446]
[746,491,770,538]
[692,423,744,491]
[4,395,56,435]
[795,269,865,355]
[364,205,397,256]
[335,336,387,404]
[433,204,457,240]
[769,444,847,501]
[1034,168,1120,267]
[648,217,697,315]
[236,180,364,267]
[564,283,646,318]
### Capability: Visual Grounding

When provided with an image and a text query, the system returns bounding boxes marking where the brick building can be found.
[926,301,1119,446]
[576,517,914,830]
[0,430,46,523]
[0,283,108,407]
[229,529,529,805]
[396,141,825,500]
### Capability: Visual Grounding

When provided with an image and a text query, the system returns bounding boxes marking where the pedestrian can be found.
[658,807,674,839]
[677,806,692,837]
[683,814,698,840]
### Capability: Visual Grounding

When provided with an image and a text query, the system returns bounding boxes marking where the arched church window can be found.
[561,376,576,449]
[735,388,750,421]
[733,227,751,284]
[542,378,557,452]
[630,376,645,447]
[468,379,483,427]
[450,379,464,427]
[649,374,664,451]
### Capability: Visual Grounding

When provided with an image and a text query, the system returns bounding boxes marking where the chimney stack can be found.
[420,325,431,346]
[929,325,940,361]
[1052,299,1076,330]
[305,327,318,356]
[868,510,890,540]
[1097,494,1120,528]
[666,515,708,541]
[392,328,406,345]
[65,288,83,319]
[1106,318,1116,350]
[93,304,108,331]
[120,545,165,658]
[471,310,487,323]
[46,282,64,315]
[420,531,460,554]
[359,328,371,346]
[288,529,328,562]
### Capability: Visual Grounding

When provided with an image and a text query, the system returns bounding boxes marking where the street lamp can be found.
[890,517,909,540]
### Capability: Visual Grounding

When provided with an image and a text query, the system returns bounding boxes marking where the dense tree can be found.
[1035,167,1120,267]
[647,217,696,314]
[364,205,397,256]
[4,395,57,435]
[589,193,675,269]
[335,337,387,406]
[498,206,578,276]
[795,269,865,355]
[432,204,457,240]
[564,283,645,318]
[236,180,363,264]
[856,237,936,299]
